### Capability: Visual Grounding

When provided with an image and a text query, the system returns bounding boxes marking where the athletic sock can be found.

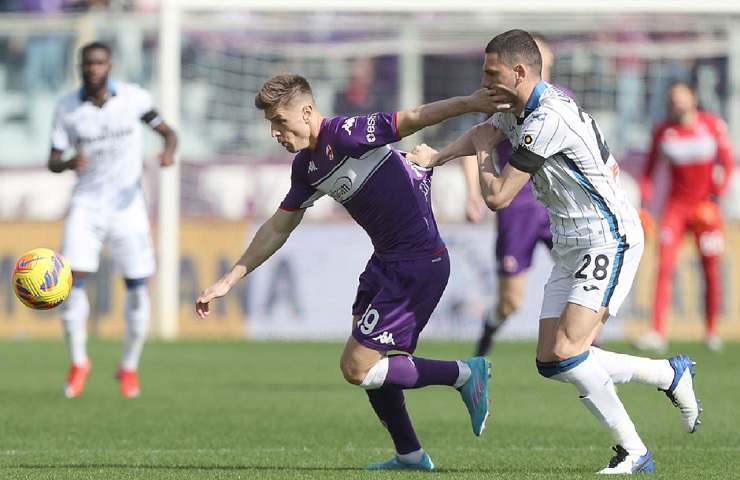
[360,355,470,390]
[121,285,150,370]
[538,351,646,455]
[61,285,89,365]
[366,387,422,455]
[589,346,673,389]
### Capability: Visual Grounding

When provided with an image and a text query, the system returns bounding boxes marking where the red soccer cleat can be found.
[64,360,91,398]
[116,368,140,398]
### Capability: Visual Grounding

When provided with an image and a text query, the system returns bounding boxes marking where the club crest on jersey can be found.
[326,144,334,161]
[524,134,533,145]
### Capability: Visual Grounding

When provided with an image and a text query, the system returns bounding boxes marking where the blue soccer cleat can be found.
[458,356,491,436]
[661,354,702,433]
[366,452,435,471]
[598,445,655,474]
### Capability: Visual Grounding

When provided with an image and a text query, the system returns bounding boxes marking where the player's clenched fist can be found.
[407,143,438,168]
[195,280,232,318]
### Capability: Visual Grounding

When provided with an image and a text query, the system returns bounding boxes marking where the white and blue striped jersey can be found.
[492,81,642,248]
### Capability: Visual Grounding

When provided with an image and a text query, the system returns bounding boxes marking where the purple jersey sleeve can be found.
[329,112,401,158]
[279,151,324,211]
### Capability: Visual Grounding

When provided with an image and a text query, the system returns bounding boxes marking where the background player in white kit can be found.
[48,42,178,399]
[409,30,701,474]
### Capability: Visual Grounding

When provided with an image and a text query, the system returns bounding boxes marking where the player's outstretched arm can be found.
[472,123,532,211]
[396,85,516,138]
[195,208,305,318]
[406,121,504,169]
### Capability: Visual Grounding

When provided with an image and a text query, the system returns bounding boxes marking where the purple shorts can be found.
[496,202,552,276]
[351,249,450,353]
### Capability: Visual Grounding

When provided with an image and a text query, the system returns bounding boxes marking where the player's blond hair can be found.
[255,74,314,110]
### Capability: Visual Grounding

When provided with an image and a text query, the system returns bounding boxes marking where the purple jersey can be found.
[280,112,445,261]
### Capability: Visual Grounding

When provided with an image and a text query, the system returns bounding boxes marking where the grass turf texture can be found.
[0,340,737,479]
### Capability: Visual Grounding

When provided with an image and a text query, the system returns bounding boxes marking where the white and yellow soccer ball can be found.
[11,248,73,310]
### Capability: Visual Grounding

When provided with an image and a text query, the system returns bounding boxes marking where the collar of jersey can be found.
[518,80,547,125]
[79,79,118,103]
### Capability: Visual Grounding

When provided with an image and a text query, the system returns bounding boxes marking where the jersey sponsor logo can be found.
[308,161,318,173]
[77,126,134,145]
[326,144,334,161]
[342,117,356,135]
[366,113,377,143]
[329,176,352,201]
[372,331,395,346]
[582,285,600,292]
[524,134,533,145]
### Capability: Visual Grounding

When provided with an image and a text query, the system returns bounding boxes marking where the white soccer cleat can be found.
[598,445,655,475]
[661,355,701,433]
[632,331,667,354]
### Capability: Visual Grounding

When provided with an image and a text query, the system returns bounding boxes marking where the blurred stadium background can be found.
[2,0,740,344]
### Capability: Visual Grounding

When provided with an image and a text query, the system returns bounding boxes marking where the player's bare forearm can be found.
[477,149,506,209]
[226,208,305,286]
[154,122,178,166]
[396,86,517,138]
[477,152,532,211]
[430,129,476,167]
[397,96,474,138]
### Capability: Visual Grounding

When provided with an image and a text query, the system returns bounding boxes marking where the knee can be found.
[549,339,580,362]
[339,357,368,386]
[497,295,522,318]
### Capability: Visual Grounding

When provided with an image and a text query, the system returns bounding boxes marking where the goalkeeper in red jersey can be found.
[637,81,734,353]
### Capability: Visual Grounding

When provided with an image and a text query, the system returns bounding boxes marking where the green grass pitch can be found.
[0,340,737,479]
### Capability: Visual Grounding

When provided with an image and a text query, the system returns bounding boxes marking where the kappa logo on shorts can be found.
[372,331,395,346]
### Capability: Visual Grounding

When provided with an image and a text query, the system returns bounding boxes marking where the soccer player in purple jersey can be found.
[464,36,557,356]
[195,74,516,471]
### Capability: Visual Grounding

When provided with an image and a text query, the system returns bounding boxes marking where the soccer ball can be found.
[11,248,73,310]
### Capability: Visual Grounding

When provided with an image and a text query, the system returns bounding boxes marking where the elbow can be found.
[483,194,511,211]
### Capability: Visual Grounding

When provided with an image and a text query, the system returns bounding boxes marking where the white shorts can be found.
[540,236,644,319]
[61,191,155,279]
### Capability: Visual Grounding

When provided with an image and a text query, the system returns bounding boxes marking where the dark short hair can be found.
[255,74,314,110]
[668,79,696,94]
[485,29,542,76]
[80,41,112,61]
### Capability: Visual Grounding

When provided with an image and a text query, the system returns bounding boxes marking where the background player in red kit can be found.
[637,81,734,353]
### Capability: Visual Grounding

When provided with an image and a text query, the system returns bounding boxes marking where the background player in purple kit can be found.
[463,36,564,356]
[195,74,516,471]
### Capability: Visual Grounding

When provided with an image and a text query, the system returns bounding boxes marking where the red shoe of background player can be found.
[116,368,141,398]
[64,360,91,399]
